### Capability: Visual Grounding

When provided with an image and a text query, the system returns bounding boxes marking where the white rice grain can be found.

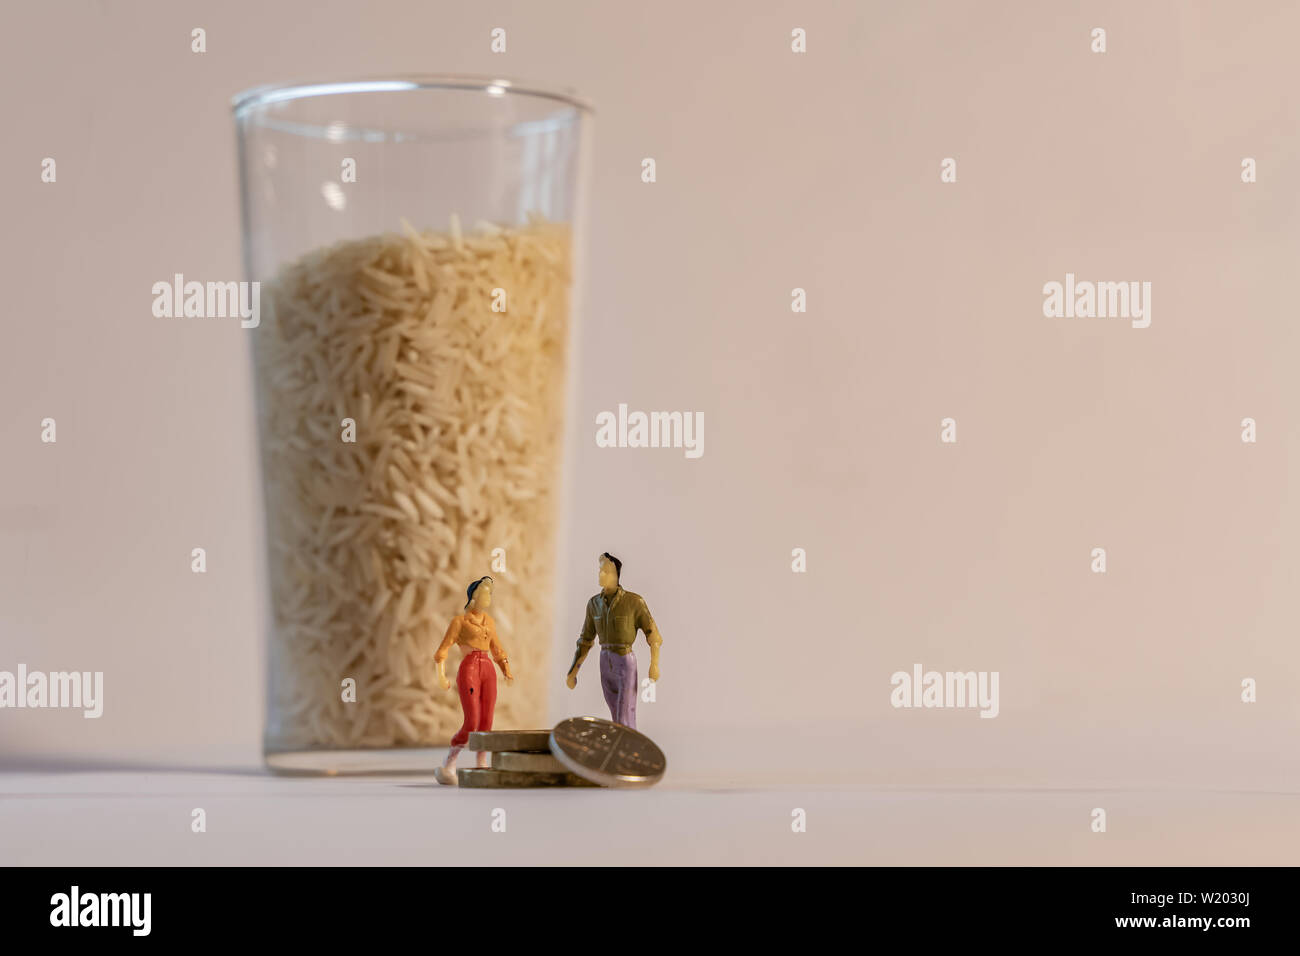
[253,216,571,752]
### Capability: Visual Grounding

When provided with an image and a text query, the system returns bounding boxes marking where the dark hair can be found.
[465,575,493,609]
[601,552,622,582]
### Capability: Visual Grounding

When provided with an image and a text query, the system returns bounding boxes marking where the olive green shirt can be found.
[578,586,657,655]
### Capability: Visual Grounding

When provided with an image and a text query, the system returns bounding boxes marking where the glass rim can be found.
[232,74,595,116]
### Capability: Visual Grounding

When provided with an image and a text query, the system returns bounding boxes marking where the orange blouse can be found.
[434,609,509,667]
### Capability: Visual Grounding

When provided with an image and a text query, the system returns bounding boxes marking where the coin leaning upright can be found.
[549,716,666,788]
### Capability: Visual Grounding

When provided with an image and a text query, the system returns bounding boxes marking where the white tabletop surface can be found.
[2,763,1295,865]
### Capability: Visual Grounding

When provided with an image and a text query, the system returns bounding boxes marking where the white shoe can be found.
[434,765,458,786]
[477,750,492,769]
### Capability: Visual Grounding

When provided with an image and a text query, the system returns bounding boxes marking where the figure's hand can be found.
[648,663,660,682]
[505,673,515,687]
[440,676,451,691]
[565,673,577,690]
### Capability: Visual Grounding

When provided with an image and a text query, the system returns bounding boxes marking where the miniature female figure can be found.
[433,575,514,785]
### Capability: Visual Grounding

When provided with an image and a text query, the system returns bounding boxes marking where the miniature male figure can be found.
[433,575,514,785]
[565,553,662,729]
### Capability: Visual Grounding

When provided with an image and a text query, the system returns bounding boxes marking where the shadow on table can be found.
[0,754,268,777]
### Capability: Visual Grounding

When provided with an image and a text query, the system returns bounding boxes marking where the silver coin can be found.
[466,730,552,753]
[492,751,569,774]
[457,768,598,789]
[548,717,666,789]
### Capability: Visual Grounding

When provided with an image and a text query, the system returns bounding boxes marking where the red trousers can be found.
[450,650,497,747]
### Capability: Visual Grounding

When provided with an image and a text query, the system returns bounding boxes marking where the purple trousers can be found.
[599,647,638,729]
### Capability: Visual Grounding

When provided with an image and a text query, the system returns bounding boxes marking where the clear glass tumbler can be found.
[233,76,593,773]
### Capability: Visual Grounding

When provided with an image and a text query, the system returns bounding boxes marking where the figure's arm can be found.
[487,616,514,684]
[434,616,460,689]
[637,598,663,682]
[566,602,597,688]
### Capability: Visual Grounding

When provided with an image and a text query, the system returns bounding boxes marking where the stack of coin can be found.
[456,719,667,789]
[460,730,598,788]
